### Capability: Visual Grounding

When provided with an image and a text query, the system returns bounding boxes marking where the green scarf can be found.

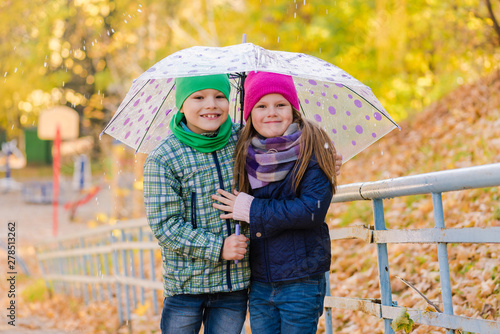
[170,111,233,153]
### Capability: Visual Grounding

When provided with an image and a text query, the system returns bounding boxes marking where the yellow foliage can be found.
[134,302,151,316]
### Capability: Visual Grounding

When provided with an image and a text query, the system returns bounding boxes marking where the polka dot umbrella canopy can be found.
[102,42,399,163]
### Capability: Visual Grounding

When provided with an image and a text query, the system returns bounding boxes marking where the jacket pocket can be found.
[191,191,197,263]
[191,191,197,229]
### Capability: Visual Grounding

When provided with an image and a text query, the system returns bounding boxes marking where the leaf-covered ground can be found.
[2,70,499,333]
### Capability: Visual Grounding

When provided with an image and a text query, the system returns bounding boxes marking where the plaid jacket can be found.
[143,123,250,297]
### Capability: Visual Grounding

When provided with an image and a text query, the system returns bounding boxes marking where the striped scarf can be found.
[246,123,301,189]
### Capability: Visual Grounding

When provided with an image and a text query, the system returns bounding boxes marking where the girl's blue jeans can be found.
[160,289,248,334]
[248,273,326,334]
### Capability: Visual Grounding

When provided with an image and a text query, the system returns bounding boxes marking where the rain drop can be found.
[324,143,329,149]
[124,20,128,23]
[381,151,384,156]
[137,9,142,12]
[14,68,17,73]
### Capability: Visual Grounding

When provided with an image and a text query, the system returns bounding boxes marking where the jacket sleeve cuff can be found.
[233,192,254,223]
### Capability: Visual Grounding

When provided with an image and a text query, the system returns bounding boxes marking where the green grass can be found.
[338,202,373,227]
[21,278,49,302]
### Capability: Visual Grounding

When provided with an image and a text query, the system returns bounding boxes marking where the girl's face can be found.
[180,89,229,134]
[250,94,293,138]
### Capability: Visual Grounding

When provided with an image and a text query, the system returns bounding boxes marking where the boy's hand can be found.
[221,234,248,261]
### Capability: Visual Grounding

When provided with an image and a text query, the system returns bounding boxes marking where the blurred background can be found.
[1,0,499,198]
[1,0,499,333]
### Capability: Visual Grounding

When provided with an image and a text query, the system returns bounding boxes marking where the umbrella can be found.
[102,42,399,162]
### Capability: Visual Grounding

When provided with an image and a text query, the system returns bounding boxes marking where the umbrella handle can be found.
[234,223,240,264]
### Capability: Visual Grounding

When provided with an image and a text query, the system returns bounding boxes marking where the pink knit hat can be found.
[243,71,300,121]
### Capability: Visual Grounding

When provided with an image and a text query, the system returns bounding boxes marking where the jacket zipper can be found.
[211,151,233,292]
[191,191,197,263]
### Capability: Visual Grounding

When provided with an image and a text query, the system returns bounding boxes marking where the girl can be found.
[143,74,250,334]
[212,71,337,334]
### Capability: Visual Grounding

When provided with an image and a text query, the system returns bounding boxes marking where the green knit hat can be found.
[175,74,231,111]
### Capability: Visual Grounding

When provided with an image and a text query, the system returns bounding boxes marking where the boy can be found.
[143,74,250,334]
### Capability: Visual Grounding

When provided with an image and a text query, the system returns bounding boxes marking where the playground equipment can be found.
[72,154,92,191]
[0,140,26,192]
[38,106,79,236]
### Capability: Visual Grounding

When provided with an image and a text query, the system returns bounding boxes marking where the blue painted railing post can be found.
[121,231,132,324]
[324,271,333,334]
[80,238,89,304]
[97,245,104,302]
[149,233,159,314]
[432,193,454,334]
[57,242,66,294]
[127,233,138,309]
[373,199,395,334]
[102,240,113,301]
[138,228,146,306]
[88,241,97,301]
[111,233,124,325]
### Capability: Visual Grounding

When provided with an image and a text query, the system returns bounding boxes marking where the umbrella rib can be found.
[342,85,400,129]
[100,79,151,136]
[135,83,175,154]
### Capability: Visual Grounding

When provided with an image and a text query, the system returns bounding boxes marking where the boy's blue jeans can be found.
[248,273,326,334]
[160,289,248,334]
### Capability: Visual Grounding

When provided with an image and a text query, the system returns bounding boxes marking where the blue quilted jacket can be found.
[248,157,333,283]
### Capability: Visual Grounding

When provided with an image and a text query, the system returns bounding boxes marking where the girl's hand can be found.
[212,189,239,219]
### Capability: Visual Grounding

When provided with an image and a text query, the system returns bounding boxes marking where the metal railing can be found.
[36,163,500,333]
[36,219,162,329]
[324,163,500,334]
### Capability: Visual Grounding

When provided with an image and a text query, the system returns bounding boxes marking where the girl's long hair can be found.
[234,107,337,195]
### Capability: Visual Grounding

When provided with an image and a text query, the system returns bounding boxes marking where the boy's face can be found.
[180,89,229,134]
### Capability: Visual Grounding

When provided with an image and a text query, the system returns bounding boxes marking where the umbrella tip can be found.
[242,34,247,43]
